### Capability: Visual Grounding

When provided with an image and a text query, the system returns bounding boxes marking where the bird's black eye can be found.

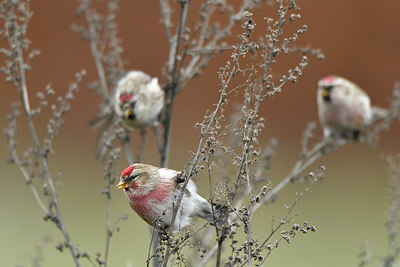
[325,85,334,92]
[126,174,138,182]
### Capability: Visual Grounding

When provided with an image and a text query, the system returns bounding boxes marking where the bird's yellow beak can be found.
[125,109,132,119]
[320,88,329,98]
[116,180,128,189]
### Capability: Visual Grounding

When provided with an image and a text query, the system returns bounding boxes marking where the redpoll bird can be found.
[90,71,164,158]
[112,71,164,129]
[116,163,226,230]
[317,75,386,140]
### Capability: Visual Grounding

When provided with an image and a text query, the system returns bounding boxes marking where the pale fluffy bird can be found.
[317,75,386,140]
[90,70,164,159]
[113,71,164,128]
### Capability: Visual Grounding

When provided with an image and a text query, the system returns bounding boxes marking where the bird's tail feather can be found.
[372,106,388,122]
[198,201,230,227]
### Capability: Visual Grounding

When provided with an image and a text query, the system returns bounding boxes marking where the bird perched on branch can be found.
[90,71,164,159]
[317,75,387,140]
[116,163,227,231]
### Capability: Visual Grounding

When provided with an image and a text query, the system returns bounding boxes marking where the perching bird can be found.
[317,75,387,140]
[116,163,227,231]
[112,71,164,129]
[90,70,164,159]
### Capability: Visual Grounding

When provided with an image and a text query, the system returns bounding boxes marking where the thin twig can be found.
[121,134,135,164]
[253,139,332,210]
[86,9,110,99]
[160,0,189,168]
[161,44,242,266]
[16,34,81,267]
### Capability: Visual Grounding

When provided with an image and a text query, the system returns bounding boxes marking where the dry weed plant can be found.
[381,152,400,267]
[358,146,400,267]
[2,0,400,266]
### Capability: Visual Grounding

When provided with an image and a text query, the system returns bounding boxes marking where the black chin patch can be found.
[127,101,137,120]
[352,130,361,141]
[127,111,136,120]
[323,94,331,102]
[322,85,334,102]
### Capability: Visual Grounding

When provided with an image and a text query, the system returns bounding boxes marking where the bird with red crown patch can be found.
[317,75,386,140]
[90,71,164,160]
[116,163,227,231]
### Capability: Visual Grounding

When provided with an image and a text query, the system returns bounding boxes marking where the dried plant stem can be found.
[160,0,189,168]
[16,48,81,267]
[101,148,124,266]
[205,156,224,267]
[203,138,332,265]
[199,245,218,267]
[260,198,300,254]
[245,162,253,267]
[147,226,159,267]
[254,179,316,266]
[121,135,135,164]
[103,186,114,267]
[161,48,241,266]
[86,9,109,99]
[230,1,290,207]
[254,139,331,210]
[135,129,148,162]
[156,1,191,266]
[216,230,223,267]
[158,0,172,41]
[9,142,49,214]
[179,1,255,91]
[160,86,174,167]
[383,156,400,267]
[226,80,266,266]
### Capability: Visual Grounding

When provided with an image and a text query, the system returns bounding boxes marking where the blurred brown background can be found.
[1,1,400,266]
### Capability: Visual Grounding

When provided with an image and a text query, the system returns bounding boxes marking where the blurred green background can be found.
[1,0,400,266]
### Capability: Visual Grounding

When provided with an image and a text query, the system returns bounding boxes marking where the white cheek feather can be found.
[158,168,180,182]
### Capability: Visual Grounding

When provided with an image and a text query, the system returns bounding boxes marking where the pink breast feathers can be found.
[130,185,170,210]
[129,185,171,223]
[119,92,133,103]
[146,185,171,202]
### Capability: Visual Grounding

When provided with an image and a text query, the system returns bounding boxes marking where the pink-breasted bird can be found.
[317,75,386,140]
[90,70,164,159]
[116,163,226,231]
